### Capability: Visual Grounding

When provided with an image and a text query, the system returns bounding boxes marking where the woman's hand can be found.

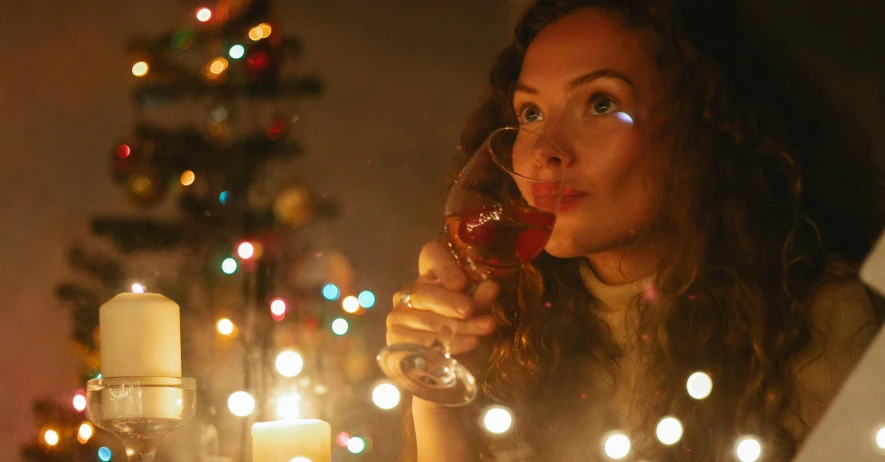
[386,241,499,357]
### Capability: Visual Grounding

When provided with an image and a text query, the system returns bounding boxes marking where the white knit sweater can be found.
[576,260,880,459]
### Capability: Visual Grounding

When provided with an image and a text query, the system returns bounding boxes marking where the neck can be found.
[585,234,666,285]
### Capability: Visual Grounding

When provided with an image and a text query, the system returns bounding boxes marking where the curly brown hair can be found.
[401,0,883,460]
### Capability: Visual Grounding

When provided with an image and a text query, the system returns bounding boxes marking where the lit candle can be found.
[99,292,183,420]
[252,420,331,462]
[100,292,181,377]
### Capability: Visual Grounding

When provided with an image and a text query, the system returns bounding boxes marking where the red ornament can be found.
[117,144,131,158]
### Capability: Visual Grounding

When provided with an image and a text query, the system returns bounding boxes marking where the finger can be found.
[418,241,467,291]
[472,279,500,309]
[387,327,480,355]
[409,282,474,318]
[387,310,497,336]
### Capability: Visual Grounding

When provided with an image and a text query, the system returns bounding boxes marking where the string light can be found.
[358,290,376,308]
[248,26,264,41]
[216,318,235,336]
[195,7,212,22]
[77,422,94,444]
[229,44,245,59]
[371,382,401,410]
[258,23,272,37]
[655,416,683,445]
[219,191,229,204]
[336,432,351,447]
[180,170,195,186]
[482,406,513,434]
[72,392,87,411]
[331,318,349,335]
[876,426,885,450]
[346,437,366,454]
[43,429,59,446]
[221,257,237,275]
[98,447,112,461]
[209,57,228,75]
[131,61,149,77]
[237,242,255,259]
[275,350,304,377]
[117,144,131,158]
[603,432,631,460]
[270,298,287,316]
[290,458,312,462]
[686,371,713,400]
[322,283,340,300]
[342,296,360,313]
[735,436,762,462]
[227,391,256,417]
[131,283,145,293]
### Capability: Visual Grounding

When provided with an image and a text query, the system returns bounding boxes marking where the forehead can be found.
[521,8,653,88]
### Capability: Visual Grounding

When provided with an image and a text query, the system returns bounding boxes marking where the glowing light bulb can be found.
[258,23,272,37]
[73,392,87,411]
[290,458,312,462]
[43,429,59,446]
[342,296,359,313]
[237,242,255,259]
[180,170,195,186]
[98,447,112,461]
[228,391,255,417]
[735,436,762,462]
[358,290,376,308]
[221,257,237,274]
[209,57,228,75]
[117,144,131,158]
[131,61,149,77]
[229,44,245,59]
[131,283,145,293]
[686,371,713,400]
[603,432,631,460]
[77,422,94,444]
[195,7,212,22]
[248,26,264,41]
[331,317,349,335]
[346,437,366,454]
[217,318,235,336]
[482,406,513,434]
[276,393,301,420]
[372,382,401,410]
[877,426,885,450]
[322,283,340,300]
[655,416,683,445]
[270,298,287,316]
[275,350,304,377]
[219,191,229,204]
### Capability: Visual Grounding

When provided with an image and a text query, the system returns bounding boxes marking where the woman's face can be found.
[512,8,669,259]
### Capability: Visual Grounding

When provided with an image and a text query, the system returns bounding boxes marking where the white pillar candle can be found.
[100,292,182,378]
[252,420,331,462]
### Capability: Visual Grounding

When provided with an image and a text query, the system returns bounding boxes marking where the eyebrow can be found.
[514,69,634,95]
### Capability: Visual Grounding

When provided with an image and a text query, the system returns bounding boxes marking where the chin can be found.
[543,232,589,259]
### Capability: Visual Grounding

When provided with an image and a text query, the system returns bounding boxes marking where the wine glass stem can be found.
[122,438,159,462]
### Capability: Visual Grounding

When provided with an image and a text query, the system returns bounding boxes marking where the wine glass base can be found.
[377,343,477,406]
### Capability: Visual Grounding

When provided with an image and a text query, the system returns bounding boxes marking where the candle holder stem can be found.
[121,437,159,462]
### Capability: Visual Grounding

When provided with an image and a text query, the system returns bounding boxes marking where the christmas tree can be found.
[22,1,397,460]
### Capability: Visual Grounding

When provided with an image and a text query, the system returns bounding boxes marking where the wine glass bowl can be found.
[378,127,563,406]
[86,376,197,461]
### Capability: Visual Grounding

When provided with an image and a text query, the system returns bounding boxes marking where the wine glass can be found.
[378,126,563,406]
[86,376,197,461]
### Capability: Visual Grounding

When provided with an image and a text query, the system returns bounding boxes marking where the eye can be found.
[587,94,619,115]
[515,102,544,124]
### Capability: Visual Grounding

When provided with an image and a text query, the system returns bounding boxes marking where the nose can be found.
[534,127,574,168]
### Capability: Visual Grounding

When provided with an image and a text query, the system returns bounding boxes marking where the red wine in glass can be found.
[378,126,563,406]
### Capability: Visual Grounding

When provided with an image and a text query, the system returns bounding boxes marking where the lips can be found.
[531,186,588,212]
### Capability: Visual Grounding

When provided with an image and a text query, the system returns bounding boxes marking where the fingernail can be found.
[457,301,471,316]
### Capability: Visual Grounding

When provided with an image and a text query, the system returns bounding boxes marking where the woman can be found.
[386,0,883,460]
